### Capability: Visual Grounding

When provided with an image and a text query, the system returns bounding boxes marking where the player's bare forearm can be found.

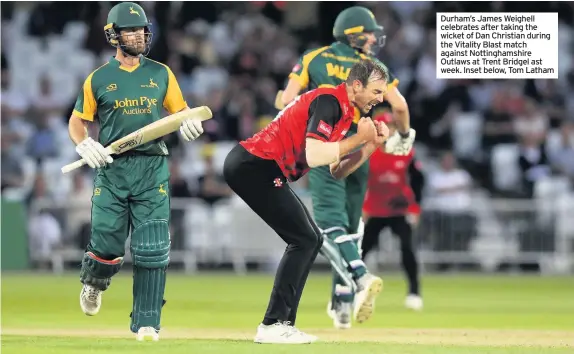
[330,142,377,180]
[277,78,303,109]
[393,107,410,134]
[385,87,410,134]
[68,114,89,145]
[338,133,370,158]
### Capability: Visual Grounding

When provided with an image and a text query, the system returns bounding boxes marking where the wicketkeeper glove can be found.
[384,128,416,156]
[76,137,113,169]
[180,119,204,141]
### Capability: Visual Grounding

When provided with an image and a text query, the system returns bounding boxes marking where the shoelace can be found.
[282,321,302,335]
[85,287,100,302]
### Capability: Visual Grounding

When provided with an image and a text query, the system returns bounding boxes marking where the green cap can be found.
[333,6,382,40]
[105,2,150,31]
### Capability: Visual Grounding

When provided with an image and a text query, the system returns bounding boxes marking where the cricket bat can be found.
[61,106,213,174]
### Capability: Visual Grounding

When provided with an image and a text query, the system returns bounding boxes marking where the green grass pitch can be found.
[2,272,573,353]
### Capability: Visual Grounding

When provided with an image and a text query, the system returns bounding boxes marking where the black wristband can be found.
[399,130,410,139]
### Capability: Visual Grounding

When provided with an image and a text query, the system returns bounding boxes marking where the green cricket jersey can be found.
[289,42,399,125]
[73,56,187,156]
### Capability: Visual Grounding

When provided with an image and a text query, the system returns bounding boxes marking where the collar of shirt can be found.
[108,55,146,70]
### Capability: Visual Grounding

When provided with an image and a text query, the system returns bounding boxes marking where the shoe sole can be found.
[355,277,383,324]
[136,335,159,342]
[405,303,423,311]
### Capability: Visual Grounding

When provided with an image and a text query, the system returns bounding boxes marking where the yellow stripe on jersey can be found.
[148,59,187,114]
[318,84,336,88]
[320,52,362,63]
[73,63,109,121]
[75,71,98,121]
[289,46,330,89]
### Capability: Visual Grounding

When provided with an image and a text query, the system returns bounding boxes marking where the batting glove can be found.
[180,119,204,142]
[76,137,113,169]
[384,128,416,156]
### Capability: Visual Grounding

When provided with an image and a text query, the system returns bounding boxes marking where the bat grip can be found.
[61,146,114,174]
[61,158,87,174]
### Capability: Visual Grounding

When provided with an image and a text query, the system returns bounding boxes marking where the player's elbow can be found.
[281,93,295,108]
[306,139,340,168]
[281,92,293,107]
[306,150,326,168]
[282,79,302,106]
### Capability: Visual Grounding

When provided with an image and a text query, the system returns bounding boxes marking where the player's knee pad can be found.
[334,284,354,303]
[80,252,124,290]
[320,236,356,291]
[130,220,171,269]
[332,233,367,273]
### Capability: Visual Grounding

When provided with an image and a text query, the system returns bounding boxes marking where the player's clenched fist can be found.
[180,119,204,141]
[374,120,390,145]
[357,117,377,143]
[76,137,114,169]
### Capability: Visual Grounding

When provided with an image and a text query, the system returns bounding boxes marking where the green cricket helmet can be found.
[104,2,153,56]
[333,6,386,55]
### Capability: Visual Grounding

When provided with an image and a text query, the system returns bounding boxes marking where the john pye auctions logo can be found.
[113,97,158,115]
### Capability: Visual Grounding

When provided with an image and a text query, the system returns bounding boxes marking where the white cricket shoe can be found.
[327,301,352,329]
[254,321,318,344]
[136,326,159,341]
[405,294,423,311]
[80,284,102,316]
[353,273,383,323]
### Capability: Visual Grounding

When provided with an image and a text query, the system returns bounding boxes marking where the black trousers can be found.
[362,216,420,295]
[223,144,323,325]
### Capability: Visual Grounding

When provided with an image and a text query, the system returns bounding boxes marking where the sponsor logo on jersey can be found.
[113,97,158,115]
[318,120,333,138]
[141,78,159,89]
[106,83,117,92]
[326,63,350,80]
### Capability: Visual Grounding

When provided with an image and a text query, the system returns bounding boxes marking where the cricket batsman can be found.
[67,2,204,341]
[362,110,425,311]
[276,6,415,329]
[225,59,390,344]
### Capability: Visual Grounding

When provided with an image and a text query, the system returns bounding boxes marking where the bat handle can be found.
[61,158,87,174]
